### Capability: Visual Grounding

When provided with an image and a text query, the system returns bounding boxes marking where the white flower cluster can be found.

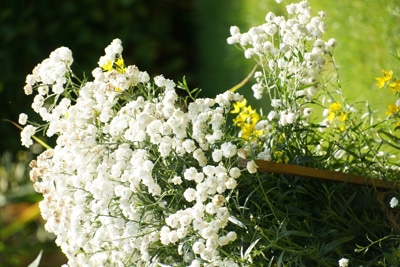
[20,46,74,147]
[338,257,349,267]
[23,38,248,266]
[227,0,336,126]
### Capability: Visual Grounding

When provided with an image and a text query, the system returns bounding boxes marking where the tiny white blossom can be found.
[21,125,37,148]
[246,160,258,174]
[184,188,197,202]
[338,258,349,267]
[390,197,399,208]
[18,113,28,125]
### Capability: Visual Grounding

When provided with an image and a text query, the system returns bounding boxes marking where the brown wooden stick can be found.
[238,159,396,189]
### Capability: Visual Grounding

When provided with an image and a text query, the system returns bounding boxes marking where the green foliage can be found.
[228,173,400,266]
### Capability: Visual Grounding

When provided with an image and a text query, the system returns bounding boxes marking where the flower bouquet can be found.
[19,0,400,266]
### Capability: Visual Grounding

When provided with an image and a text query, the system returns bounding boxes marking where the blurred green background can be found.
[0,0,399,265]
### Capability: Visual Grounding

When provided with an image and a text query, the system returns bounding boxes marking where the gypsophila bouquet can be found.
[19,1,400,266]
[20,38,250,266]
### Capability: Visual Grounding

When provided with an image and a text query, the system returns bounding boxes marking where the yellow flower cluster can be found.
[376,69,400,126]
[102,57,126,74]
[376,69,400,92]
[328,101,348,122]
[375,69,393,88]
[231,99,262,140]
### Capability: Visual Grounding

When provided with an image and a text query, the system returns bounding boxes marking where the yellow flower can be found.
[329,101,341,112]
[385,103,400,116]
[102,60,113,72]
[115,58,126,73]
[231,98,262,140]
[337,112,348,122]
[231,99,247,114]
[327,110,335,121]
[274,150,289,163]
[101,58,126,73]
[233,112,247,127]
[375,69,393,88]
[389,80,400,93]
[240,124,255,139]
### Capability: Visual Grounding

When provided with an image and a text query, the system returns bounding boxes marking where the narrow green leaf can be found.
[28,250,43,267]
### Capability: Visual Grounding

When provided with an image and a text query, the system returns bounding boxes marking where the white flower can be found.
[21,125,37,148]
[154,74,176,90]
[271,99,281,108]
[390,197,399,208]
[193,148,207,166]
[225,178,237,190]
[212,149,223,163]
[230,26,240,36]
[184,188,197,202]
[182,139,196,153]
[205,202,218,215]
[18,113,28,125]
[338,258,349,267]
[257,149,272,161]
[170,175,182,185]
[246,160,258,174]
[229,167,241,179]
[98,38,123,67]
[192,241,206,254]
[267,110,277,121]
[221,142,237,158]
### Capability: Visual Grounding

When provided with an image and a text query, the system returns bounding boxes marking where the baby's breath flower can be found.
[338,258,349,267]
[18,113,28,125]
[20,125,37,148]
[246,160,258,174]
[390,197,399,208]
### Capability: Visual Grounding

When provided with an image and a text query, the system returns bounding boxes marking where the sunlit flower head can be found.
[375,69,393,88]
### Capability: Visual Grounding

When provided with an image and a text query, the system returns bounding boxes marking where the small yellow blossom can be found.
[329,101,341,112]
[101,58,126,73]
[274,150,289,163]
[115,58,126,73]
[231,99,262,140]
[327,110,335,121]
[337,112,348,122]
[102,60,113,72]
[231,99,247,114]
[375,69,393,88]
[385,103,400,116]
[389,80,400,93]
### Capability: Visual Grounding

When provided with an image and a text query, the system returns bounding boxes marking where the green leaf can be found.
[277,230,313,239]
[321,236,355,255]
[244,238,261,259]
[28,250,43,267]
